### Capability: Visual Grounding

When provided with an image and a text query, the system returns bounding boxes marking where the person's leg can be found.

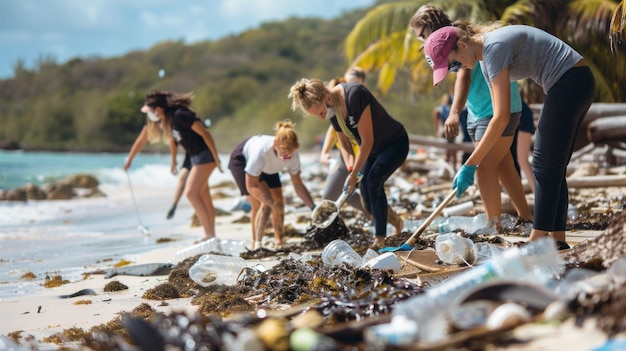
[498,150,532,220]
[268,187,285,246]
[516,131,535,192]
[252,182,273,246]
[529,67,594,242]
[475,136,512,227]
[362,133,409,245]
[185,162,217,241]
[167,167,189,219]
[247,195,262,248]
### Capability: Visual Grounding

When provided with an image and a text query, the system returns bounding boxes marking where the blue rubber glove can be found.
[452,165,477,198]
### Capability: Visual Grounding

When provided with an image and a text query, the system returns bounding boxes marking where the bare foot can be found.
[373,236,385,246]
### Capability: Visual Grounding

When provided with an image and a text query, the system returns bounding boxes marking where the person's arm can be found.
[191,120,223,172]
[464,67,511,167]
[344,105,374,194]
[320,125,337,165]
[290,172,315,209]
[124,126,148,171]
[169,138,179,175]
[336,132,355,170]
[445,68,471,140]
[432,107,441,136]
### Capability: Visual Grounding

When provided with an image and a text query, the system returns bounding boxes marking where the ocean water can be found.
[0,150,240,299]
[0,150,321,299]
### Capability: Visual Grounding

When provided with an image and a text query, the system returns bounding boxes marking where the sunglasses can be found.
[415,27,426,42]
[449,60,462,73]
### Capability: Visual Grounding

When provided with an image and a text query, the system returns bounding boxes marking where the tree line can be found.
[0,3,438,153]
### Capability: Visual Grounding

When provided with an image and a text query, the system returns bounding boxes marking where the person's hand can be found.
[444,112,460,141]
[123,157,132,172]
[452,165,477,198]
[171,163,178,176]
[343,171,362,194]
[320,152,330,165]
[216,158,224,173]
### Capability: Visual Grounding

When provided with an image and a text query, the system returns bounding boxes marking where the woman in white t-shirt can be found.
[228,120,315,249]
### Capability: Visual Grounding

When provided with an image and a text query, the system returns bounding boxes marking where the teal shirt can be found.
[467,64,521,120]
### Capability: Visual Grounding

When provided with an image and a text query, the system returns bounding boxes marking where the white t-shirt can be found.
[243,135,301,176]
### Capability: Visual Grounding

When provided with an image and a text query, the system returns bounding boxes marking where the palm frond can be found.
[609,1,625,53]
[345,1,429,61]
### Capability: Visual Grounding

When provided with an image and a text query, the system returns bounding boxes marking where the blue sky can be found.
[0,0,375,79]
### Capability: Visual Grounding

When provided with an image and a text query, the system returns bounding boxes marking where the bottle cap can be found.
[438,241,452,253]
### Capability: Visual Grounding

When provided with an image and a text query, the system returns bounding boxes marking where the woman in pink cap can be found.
[423,23,595,248]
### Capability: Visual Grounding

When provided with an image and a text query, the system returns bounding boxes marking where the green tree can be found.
[345,0,626,102]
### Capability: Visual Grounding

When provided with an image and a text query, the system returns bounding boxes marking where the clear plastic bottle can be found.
[363,315,419,347]
[437,213,488,234]
[321,239,362,267]
[608,257,626,286]
[392,237,564,343]
[435,233,477,265]
[172,238,249,263]
[474,242,507,263]
[188,254,248,286]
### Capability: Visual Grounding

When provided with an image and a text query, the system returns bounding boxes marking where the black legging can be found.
[360,130,409,237]
[532,66,595,231]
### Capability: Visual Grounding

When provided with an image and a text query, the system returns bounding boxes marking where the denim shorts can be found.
[190,149,214,166]
[468,112,521,142]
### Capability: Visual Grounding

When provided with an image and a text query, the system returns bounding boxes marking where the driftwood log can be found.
[530,103,626,151]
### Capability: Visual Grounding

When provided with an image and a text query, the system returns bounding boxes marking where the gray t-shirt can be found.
[481,25,582,93]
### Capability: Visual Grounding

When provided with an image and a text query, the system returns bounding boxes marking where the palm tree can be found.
[345,0,626,102]
[610,0,625,52]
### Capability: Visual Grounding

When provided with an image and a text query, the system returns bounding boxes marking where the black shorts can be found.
[182,153,191,170]
[190,149,214,166]
[229,138,282,196]
[519,109,536,134]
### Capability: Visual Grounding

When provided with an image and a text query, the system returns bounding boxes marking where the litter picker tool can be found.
[311,190,352,228]
[311,172,363,228]
[126,172,150,235]
[378,189,457,253]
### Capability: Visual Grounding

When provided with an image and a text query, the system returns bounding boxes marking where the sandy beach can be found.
[1,150,625,350]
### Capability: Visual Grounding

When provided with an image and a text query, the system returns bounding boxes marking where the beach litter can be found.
[6,151,626,350]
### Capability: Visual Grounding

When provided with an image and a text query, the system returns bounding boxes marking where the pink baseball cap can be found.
[423,26,457,86]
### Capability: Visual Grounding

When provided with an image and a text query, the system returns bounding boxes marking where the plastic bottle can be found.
[172,238,249,263]
[435,233,477,265]
[217,238,249,256]
[442,201,474,217]
[321,239,362,267]
[437,213,488,234]
[188,254,248,286]
[567,203,578,221]
[608,257,626,286]
[474,242,507,263]
[392,237,564,343]
[363,315,419,347]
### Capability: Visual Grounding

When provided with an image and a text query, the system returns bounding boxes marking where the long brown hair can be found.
[144,90,194,140]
